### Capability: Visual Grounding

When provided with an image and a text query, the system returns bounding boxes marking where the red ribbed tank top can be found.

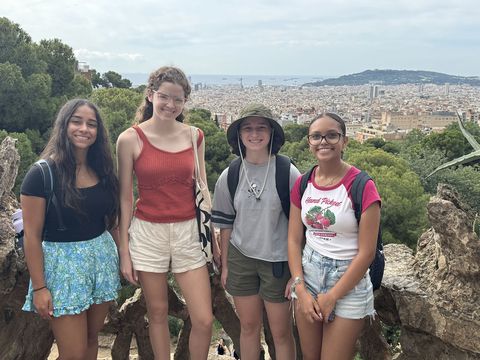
[132,125,203,223]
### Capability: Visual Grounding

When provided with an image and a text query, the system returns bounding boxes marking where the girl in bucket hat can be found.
[212,103,300,359]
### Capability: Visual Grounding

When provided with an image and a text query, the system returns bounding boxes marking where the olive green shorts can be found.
[226,243,290,303]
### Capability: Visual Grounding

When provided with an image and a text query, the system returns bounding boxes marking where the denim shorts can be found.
[23,231,121,317]
[302,244,375,320]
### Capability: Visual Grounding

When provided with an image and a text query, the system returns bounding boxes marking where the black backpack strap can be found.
[299,166,317,198]
[34,159,66,231]
[227,157,242,209]
[275,154,292,219]
[351,171,371,223]
[351,171,382,249]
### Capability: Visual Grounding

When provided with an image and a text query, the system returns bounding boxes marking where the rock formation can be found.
[0,137,54,360]
[362,184,480,359]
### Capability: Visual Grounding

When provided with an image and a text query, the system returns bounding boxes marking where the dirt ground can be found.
[47,333,254,359]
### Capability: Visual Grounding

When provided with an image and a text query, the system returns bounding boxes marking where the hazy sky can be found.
[3,0,479,76]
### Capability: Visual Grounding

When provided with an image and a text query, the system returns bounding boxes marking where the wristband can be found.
[33,286,47,292]
[290,276,304,299]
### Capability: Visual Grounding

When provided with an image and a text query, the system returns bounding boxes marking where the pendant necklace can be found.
[237,130,274,201]
[241,155,271,200]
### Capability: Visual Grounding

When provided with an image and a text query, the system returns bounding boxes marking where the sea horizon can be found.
[122,73,331,88]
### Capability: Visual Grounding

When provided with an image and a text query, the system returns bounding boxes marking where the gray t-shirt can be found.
[212,157,300,262]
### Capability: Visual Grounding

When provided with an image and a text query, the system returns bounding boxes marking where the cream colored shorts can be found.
[128,217,206,273]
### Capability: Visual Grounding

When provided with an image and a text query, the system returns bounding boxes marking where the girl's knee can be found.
[270,326,293,344]
[146,302,169,324]
[192,313,214,332]
[240,319,262,335]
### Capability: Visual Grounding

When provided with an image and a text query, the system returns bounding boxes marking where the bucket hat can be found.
[226,103,285,156]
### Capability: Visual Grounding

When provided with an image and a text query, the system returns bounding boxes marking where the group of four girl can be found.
[21,66,380,360]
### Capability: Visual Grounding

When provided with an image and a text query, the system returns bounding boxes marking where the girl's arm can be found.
[317,201,380,319]
[21,195,53,319]
[116,129,138,285]
[288,203,322,322]
[219,228,232,289]
[197,130,221,264]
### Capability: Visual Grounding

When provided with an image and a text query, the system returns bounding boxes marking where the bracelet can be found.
[290,276,304,299]
[33,286,47,292]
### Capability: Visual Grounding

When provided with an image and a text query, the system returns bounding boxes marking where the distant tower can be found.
[258,79,263,91]
[369,85,379,100]
[418,83,424,93]
[240,77,244,89]
[444,83,450,96]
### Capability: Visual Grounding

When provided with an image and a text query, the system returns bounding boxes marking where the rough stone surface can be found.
[0,137,53,360]
[373,184,480,359]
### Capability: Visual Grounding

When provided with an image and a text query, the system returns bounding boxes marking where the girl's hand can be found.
[297,287,323,323]
[285,277,294,299]
[119,250,138,286]
[33,288,53,320]
[316,292,336,322]
[220,266,228,289]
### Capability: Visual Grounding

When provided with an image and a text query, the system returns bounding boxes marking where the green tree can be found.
[66,73,93,98]
[102,71,132,88]
[0,17,46,76]
[283,123,308,143]
[38,38,76,96]
[422,122,480,161]
[0,62,27,131]
[24,72,57,132]
[346,149,429,248]
[364,137,386,149]
[186,109,233,189]
[24,129,47,155]
[91,69,106,88]
[89,88,143,145]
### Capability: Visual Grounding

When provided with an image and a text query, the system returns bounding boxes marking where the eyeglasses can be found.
[152,90,185,106]
[307,132,343,145]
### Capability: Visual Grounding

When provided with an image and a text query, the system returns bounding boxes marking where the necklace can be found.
[241,156,272,200]
[237,131,274,200]
[317,163,347,187]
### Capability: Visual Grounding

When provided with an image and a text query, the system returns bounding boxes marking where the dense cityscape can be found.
[187,82,480,141]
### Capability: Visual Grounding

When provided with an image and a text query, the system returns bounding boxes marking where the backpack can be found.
[227,154,292,218]
[299,167,384,290]
[12,159,66,248]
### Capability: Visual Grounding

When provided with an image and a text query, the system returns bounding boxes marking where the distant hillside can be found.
[304,69,480,86]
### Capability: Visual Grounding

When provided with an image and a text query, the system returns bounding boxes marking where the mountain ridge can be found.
[304,69,480,86]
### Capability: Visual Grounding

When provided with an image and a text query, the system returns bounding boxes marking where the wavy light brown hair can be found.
[135,66,191,123]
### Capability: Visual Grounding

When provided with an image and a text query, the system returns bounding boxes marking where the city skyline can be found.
[3,0,479,77]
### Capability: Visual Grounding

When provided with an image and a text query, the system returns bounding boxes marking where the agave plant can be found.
[427,112,480,178]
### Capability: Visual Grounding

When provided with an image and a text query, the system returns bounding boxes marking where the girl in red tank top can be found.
[116,66,216,359]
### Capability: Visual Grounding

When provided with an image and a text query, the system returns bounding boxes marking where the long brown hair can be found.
[41,99,119,230]
[135,66,191,123]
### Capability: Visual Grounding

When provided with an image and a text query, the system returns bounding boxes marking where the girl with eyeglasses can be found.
[288,113,381,360]
[116,66,215,359]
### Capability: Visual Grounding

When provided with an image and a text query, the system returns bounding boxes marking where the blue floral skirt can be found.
[23,231,121,317]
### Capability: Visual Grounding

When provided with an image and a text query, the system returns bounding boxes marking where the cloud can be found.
[74,49,144,61]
